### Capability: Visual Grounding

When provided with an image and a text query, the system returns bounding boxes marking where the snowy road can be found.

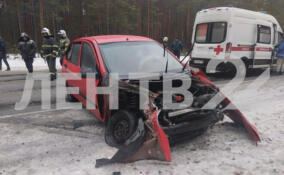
[0,70,284,175]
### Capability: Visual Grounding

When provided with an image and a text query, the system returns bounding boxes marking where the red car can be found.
[62,35,260,167]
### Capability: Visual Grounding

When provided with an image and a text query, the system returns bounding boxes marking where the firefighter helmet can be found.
[41,28,51,35]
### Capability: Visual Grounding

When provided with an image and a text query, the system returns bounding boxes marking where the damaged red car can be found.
[61,35,260,167]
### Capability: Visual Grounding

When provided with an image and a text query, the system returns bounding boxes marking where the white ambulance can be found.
[190,7,283,73]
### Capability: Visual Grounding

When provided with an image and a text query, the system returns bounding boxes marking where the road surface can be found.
[0,70,283,175]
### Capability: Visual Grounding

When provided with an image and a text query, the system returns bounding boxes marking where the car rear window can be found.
[195,22,227,43]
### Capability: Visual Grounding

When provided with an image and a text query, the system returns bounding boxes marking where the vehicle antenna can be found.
[165,52,169,73]
[162,37,169,73]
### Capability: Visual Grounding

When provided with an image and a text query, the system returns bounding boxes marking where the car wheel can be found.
[105,110,138,148]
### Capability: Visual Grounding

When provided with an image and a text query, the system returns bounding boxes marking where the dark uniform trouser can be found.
[0,53,10,70]
[46,56,57,79]
[60,56,64,66]
[23,57,34,73]
[276,59,284,73]
[173,50,181,59]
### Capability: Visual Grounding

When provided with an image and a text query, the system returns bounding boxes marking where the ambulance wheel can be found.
[241,57,250,76]
[105,110,138,148]
[225,63,237,77]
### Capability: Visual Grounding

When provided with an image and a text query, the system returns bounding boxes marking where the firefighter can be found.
[0,35,11,71]
[57,30,70,65]
[41,28,58,81]
[276,37,284,75]
[170,38,183,59]
[17,33,37,73]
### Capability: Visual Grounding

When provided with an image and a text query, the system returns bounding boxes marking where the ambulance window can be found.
[278,32,283,44]
[211,22,226,43]
[195,22,227,43]
[257,25,271,44]
[195,24,208,43]
[273,24,277,44]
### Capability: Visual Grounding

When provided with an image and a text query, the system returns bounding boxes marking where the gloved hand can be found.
[53,51,59,56]
[40,53,46,60]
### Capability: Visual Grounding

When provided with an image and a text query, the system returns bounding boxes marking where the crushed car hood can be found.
[96,70,260,167]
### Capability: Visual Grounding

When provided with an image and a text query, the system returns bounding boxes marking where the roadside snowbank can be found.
[3,54,61,71]
[3,54,188,72]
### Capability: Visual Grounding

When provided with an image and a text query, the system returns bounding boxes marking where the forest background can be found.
[0,0,283,51]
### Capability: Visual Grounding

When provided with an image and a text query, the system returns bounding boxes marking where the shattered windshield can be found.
[99,41,183,75]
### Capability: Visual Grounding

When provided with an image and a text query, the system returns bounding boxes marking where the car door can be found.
[63,42,82,89]
[79,41,102,120]
[253,25,273,66]
[192,22,227,60]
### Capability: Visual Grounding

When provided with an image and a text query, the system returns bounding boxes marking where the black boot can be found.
[50,75,54,81]
[50,73,57,81]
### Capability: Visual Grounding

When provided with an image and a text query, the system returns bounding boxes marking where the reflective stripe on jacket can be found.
[41,36,58,58]
[59,37,70,57]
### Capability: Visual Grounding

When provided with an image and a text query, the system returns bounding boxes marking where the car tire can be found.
[105,110,138,148]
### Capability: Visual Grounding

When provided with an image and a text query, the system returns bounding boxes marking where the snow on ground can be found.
[3,54,187,72]
[4,54,61,71]
[0,69,284,174]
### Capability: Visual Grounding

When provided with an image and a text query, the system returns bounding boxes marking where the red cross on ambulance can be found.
[214,45,224,55]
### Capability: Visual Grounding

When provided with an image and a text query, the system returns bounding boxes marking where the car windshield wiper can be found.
[165,56,169,73]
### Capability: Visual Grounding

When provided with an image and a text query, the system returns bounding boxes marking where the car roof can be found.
[78,35,155,44]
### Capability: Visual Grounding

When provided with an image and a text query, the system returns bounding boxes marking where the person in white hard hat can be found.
[57,30,70,65]
[41,27,59,81]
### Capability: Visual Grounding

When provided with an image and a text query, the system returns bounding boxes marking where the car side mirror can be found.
[81,68,100,79]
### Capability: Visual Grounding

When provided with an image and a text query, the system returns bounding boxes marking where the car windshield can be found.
[99,41,183,75]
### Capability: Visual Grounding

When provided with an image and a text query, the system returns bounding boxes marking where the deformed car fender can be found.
[150,110,171,161]
[95,110,171,168]
[95,70,261,167]
[192,70,260,142]
[223,98,261,143]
